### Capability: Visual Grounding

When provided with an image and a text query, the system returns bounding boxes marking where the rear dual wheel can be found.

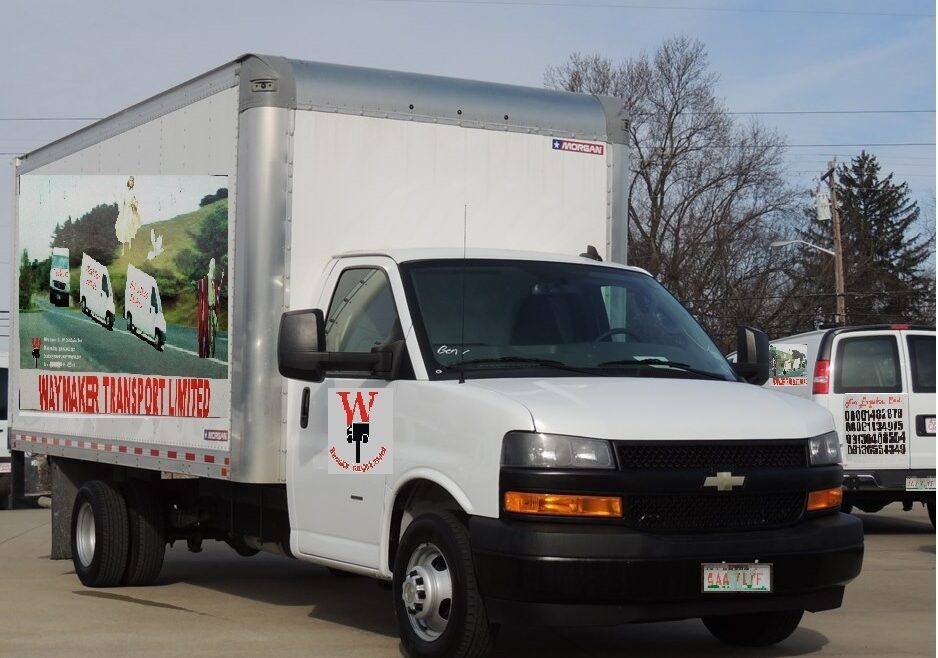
[71,480,165,587]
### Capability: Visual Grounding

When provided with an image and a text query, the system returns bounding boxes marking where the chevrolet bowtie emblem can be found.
[704,471,746,491]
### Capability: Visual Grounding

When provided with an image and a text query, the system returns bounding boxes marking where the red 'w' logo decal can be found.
[337,391,379,425]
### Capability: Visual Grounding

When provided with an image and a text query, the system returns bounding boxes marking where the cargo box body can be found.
[9,54,628,486]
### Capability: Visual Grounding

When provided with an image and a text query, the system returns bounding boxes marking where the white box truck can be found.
[760,325,935,525]
[124,263,166,349]
[79,253,116,331]
[8,55,862,657]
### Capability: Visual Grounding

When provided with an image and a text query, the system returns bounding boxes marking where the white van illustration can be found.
[124,264,166,351]
[79,253,115,330]
[49,247,70,307]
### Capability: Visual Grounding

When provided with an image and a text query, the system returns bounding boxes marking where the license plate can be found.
[927,417,936,435]
[906,476,936,491]
[702,563,772,593]
[0,463,10,474]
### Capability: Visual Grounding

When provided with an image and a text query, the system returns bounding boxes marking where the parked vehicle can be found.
[125,264,166,350]
[49,247,70,307]
[9,55,862,658]
[0,349,9,484]
[759,325,935,526]
[79,253,116,330]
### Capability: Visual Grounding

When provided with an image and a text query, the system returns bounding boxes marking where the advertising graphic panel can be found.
[768,343,808,387]
[18,175,230,420]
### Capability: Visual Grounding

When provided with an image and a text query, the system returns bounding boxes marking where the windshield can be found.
[51,254,69,270]
[401,259,736,381]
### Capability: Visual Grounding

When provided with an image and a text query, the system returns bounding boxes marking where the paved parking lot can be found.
[0,503,933,657]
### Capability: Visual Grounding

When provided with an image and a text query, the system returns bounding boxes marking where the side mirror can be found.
[277,309,393,382]
[732,325,770,386]
[278,309,327,382]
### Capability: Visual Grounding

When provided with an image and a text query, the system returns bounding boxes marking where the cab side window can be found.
[907,335,936,393]
[834,336,902,394]
[326,268,400,353]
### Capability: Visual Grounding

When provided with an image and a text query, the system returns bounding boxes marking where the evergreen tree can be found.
[797,152,934,327]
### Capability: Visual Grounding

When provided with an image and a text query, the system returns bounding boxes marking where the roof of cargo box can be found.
[16,54,627,173]
[242,55,627,145]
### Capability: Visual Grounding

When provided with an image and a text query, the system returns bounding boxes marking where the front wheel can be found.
[393,512,494,658]
[105,312,114,331]
[155,329,165,352]
[703,609,804,647]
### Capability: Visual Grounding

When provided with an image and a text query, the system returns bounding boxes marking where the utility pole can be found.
[824,159,847,325]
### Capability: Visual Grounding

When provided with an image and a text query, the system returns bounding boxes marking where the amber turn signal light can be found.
[807,487,843,512]
[504,491,623,517]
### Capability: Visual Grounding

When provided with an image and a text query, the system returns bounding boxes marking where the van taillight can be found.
[890,324,911,330]
[813,360,831,395]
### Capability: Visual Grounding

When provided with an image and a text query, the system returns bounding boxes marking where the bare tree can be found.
[546,37,800,347]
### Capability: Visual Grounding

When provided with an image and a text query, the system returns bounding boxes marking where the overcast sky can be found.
[1,0,935,351]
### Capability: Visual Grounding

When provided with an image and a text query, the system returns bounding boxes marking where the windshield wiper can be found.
[596,358,727,380]
[444,356,599,376]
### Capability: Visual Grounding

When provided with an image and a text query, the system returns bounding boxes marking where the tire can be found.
[71,480,130,588]
[393,511,494,658]
[122,480,166,586]
[927,501,935,529]
[81,297,88,315]
[703,609,804,647]
[126,313,134,334]
[155,329,165,352]
[105,312,114,331]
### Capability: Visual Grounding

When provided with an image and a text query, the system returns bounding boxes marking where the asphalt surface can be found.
[0,504,933,657]
[17,297,228,378]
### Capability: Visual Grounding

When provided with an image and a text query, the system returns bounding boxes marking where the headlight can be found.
[502,432,615,469]
[808,431,842,466]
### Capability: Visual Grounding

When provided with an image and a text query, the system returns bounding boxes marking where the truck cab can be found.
[279,249,863,655]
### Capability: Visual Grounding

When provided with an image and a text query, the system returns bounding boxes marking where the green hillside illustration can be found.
[68,198,228,329]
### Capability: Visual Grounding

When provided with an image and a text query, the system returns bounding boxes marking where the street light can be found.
[770,240,835,257]
[770,239,844,325]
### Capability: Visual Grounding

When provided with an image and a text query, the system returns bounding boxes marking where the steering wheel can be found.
[593,327,641,343]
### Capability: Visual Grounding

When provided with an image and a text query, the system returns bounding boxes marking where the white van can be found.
[124,264,166,350]
[79,253,116,330]
[763,325,936,525]
[49,246,70,307]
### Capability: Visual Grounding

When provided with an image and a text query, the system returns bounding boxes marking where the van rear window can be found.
[907,335,936,393]
[834,336,902,394]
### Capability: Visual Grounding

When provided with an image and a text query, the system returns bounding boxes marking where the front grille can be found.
[624,492,805,532]
[615,442,807,470]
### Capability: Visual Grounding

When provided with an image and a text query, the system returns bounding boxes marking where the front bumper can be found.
[470,513,864,626]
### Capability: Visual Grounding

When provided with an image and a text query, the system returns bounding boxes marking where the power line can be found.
[0,117,99,121]
[368,0,935,18]
[725,109,935,116]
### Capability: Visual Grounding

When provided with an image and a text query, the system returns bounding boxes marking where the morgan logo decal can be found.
[328,388,393,474]
[552,138,605,155]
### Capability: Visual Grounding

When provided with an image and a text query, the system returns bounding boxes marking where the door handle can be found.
[300,387,310,429]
